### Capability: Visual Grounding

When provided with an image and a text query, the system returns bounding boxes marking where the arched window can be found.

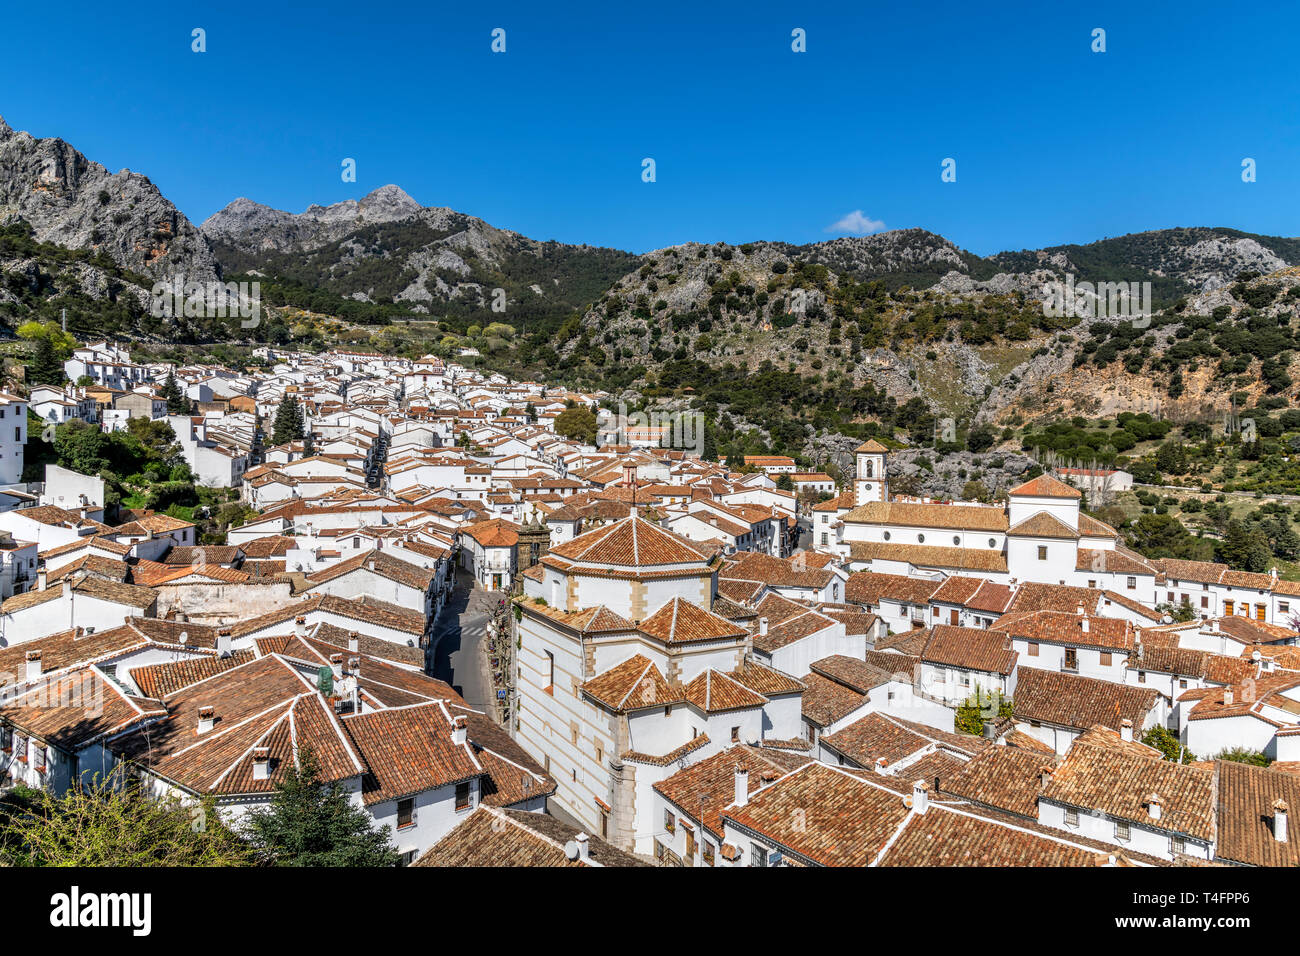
[864,460,874,478]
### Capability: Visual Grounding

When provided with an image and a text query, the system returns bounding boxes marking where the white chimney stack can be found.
[197,705,216,734]
[734,762,750,807]
[252,746,270,781]
[574,832,590,862]
[1274,799,1289,843]
[1120,718,1133,742]
[1075,603,1084,616]
[874,756,888,774]
[330,653,344,680]
[24,650,42,681]
[348,632,360,654]
[1081,617,1090,633]
[294,615,307,637]
[1148,793,1162,821]
[452,714,468,746]
[758,617,769,637]
[36,568,47,592]
[912,780,930,815]
[216,629,232,658]
[1224,688,1234,706]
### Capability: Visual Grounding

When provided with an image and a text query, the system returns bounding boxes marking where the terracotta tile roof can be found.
[723,762,910,866]
[683,669,768,713]
[548,514,712,567]
[1013,669,1162,733]
[811,652,920,692]
[799,672,868,728]
[1214,759,1300,866]
[1007,512,1080,539]
[1042,741,1215,841]
[1,575,158,613]
[728,661,805,697]
[305,549,434,592]
[462,518,520,548]
[0,668,165,749]
[1008,475,1082,499]
[638,597,748,644]
[997,610,1134,652]
[822,711,988,769]
[416,806,648,867]
[846,570,942,607]
[342,701,482,805]
[938,746,1060,818]
[130,650,256,698]
[847,541,1009,573]
[1004,582,1101,615]
[1077,547,1155,575]
[715,577,765,604]
[922,625,1018,675]
[116,657,364,793]
[581,655,679,711]
[755,607,839,653]
[654,743,812,840]
[840,501,1009,533]
[721,552,834,590]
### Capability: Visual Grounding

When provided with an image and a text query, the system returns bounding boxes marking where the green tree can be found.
[52,419,110,475]
[1141,726,1193,763]
[954,689,1013,736]
[775,473,794,491]
[554,405,598,446]
[159,369,190,414]
[1216,520,1273,573]
[1213,747,1270,767]
[28,335,65,387]
[271,395,304,446]
[1,782,249,866]
[243,750,399,867]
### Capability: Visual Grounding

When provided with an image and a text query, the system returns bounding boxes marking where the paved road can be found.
[429,569,503,712]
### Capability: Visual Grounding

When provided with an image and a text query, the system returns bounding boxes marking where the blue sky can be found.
[1,0,1296,255]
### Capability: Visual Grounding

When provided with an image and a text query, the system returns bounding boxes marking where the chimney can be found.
[1039,767,1053,789]
[37,568,47,591]
[330,653,344,680]
[734,762,750,807]
[912,780,930,815]
[24,650,42,681]
[1224,688,1234,706]
[1120,718,1133,742]
[348,631,360,654]
[1274,799,1289,843]
[294,615,307,637]
[452,714,468,746]
[1148,793,1162,821]
[62,578,72,598]
[197,705,216,734]
[875,757,888,774]
[1076,603,1084,616]
[216,629,231,658]
[252,746,270,781]
[1210,618,1219,633]
[1081,617,1090,633]
[758,617,769,637]
[574,832,590,862]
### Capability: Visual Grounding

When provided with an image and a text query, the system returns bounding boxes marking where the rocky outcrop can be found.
[0,116,220,284]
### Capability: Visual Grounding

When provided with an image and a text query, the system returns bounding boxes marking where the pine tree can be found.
[271,395,303,446]
[243,749,400,867]
[159,369,190,414]
[28,335,65,387]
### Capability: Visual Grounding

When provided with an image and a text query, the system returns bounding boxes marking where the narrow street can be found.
[429,568,503,714]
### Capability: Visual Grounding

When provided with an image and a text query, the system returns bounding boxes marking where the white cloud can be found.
[825,210,885,235]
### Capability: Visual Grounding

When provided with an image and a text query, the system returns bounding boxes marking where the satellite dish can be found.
[563,840,580,861]
[1160,615,1172,624]
[178,631,188,645]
